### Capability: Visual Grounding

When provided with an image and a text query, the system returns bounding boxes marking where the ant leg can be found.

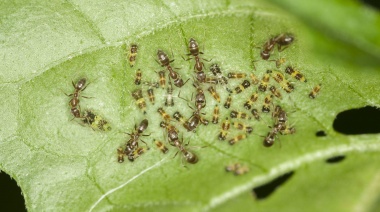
[140,139,150,150]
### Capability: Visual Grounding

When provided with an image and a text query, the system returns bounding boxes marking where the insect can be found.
[285,66,307,82]
[66,78,88,119]
[204,77,219,84]
[157,70,166,89]
[218,117,230,141]
[185,38,207,82]
[154,139,169,154]
[251,108,261,121]
[124,119,150,160]
[157,107,171,122]
[232,122,253,134]
[173,111,192,131]
[228,134,247,145]
[207,86,220,103]
[142,81,159,89]
[82,110,112,131]
[157,50,185,87]
[309,84,321,99]
[272,58,286,68]
[280,126,296,135]
[262,95,273,113]
[258,71,271,92]
[166,127,198,164]
[147,88,155,105]
[225,163,249,175]
[250,73,260,85]
[186,109,209,132]
[270,70,294,93]
[259,33,294,60]
[212,105,219,124]
[128,44,138,67]
[227,72,246,79]
[210,64,228,85]
[230,110,251,120]
[165,80,174,107]
[128,147,148,162]
[275,33,295,51]
[193,83,206,110]
[230,80,250,94]
[117,147,125,163]
[131,89,147,114]
[263,131,276,147]
[269,86,282,99]
[224,94,232,109]
[134,69,142,85]
[243,92,259,110]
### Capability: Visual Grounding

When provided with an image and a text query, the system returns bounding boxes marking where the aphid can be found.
[227,72,246,79]
[243,92,259,110]
[280,126,296,135]
[223,95,232,109]
[204,77,219,84]
[154,139,169,154]
[210,64,228,85]
[262,95,273,113]
[128,44,138,67]
[134,69,142,85]
[157,50,185,87]
[128,147,148,162]
[271,70,294,93]
[230,110,251,120]
[285,66,307,82]
[147,88,155,105]
[157,107,171,122]
[82,110,112,131]
[207,86,220,102]
[269,86,282,99]
[228,134,247,145]
[218,117,230,140]
[117,147,125,163]
[173,111,191,131]
[167,128,198,164]
[258,71,271,92]
[251,109,260,121]
[142,81,159,89]
[186,38,207,82]
[309,84,321,99]
[66,78,88,119]
[212,105,219,124]
[157,70,166,89]
[232,122,253,134]
[225,163,249,175]
[165,80,174,107]
[124,119,150,158]
[250,73,260,85]
[194,83,206,110]
[275,33,295,51]
[274,58,286,68]
[231,80,250,94]
[131,89,147,114]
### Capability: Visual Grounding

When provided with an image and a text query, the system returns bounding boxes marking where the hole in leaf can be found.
[252,171,294,200]
[0,171,26,212]
[326,155,346,164]
[361,0,380,10]
[315,130,327,137]
[333,106,380,135]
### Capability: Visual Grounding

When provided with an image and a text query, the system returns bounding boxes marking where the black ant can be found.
[184,38,210,82]
[66,78,89,119]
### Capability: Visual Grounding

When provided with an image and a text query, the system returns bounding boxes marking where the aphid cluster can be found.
[65,34,322,171]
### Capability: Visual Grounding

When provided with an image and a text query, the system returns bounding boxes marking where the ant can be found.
[259,33,294,60]
[157,50,186,87]
[124,119,150,161]
[66,78,89,119]
[167,130,199,164]
[184,38,210,82]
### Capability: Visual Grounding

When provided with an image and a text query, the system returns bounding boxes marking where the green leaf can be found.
[1,0,379,211]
